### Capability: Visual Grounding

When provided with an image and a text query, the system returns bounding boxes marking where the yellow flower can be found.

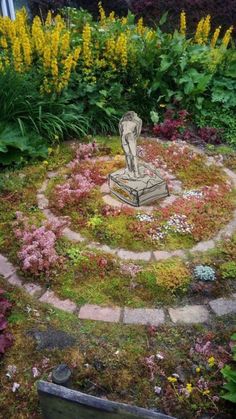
[51,58,58,78]
[137,17,145,35]
[82,23,92,67]
[60,32,70,57]
[116,33,127,68]
[208,356,215,367]
[43,45,51,69]
[22,32,32,67]
[222,26,233,48]
[32,16,44,55]
[196,367,201,373]
[180,10,186,36]
[108,11,115,23]
[203,389,210,395]
[12,38,22,72]
[202,15,211,42]
[0,36,8,48]
[45,11,52,27]
[186,383,193,393]
[121,17,127,26]
[167,377,177,383]
[43,160,49,165]
[211,26,221,48]
[98,2,106,25]
[195,17,204,44]
[48,147,53,155]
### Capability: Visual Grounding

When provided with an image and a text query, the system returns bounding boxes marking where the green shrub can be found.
[220,261,236,280]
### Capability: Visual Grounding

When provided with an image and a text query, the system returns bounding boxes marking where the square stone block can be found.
[123,308,165,326]
[79,304,121,323]
[169,305,209,324]
[109,163,168,207]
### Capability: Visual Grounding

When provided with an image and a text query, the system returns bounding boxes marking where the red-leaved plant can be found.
[0,289,13,355]
[153,109,189,141]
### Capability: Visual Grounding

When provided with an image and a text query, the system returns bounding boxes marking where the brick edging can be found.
[1,254,236,326]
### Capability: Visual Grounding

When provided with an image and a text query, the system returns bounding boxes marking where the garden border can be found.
[1,253,236,326]
[1,140,236,326]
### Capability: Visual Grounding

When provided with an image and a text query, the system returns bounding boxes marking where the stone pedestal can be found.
[109,163,169,207]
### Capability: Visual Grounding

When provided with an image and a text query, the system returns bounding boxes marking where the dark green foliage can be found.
[221,333,236,403]
[0,71,88,165]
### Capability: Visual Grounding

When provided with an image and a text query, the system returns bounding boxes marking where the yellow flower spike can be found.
[202,14,211,43]
[180,10,186,36]
[116,33,128,68]
[137,17,145,35]
[22,32,32,67]
[211,26,221,48]
[32,16,45,55]
[108,11,115,23]
[98,2,106,25]
[195,17,204,44]
[121,17,127,26]
[12,37,22,72]
[51,58,58,78]
[167,377,177,383]
[0,37,8,48]
[73,46,81,64]
[82,23,92,67]
[222,25,233,48]
[60,32,70,57]
[45,11,52,27]
[51,28,60,59]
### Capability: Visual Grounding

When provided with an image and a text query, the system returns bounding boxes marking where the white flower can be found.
[12,382,20,393]
[6,365,17,379]
[156,353,164,360]
[154,386,162,394]
[32,367,40,378]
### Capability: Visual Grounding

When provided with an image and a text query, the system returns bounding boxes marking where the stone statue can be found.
[119,111,142,179]
[109,111,169,206]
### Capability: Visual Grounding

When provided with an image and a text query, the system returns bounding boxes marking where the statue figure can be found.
[119,111,142,179]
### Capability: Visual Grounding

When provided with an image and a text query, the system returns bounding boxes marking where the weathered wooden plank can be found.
[37,381,175,419]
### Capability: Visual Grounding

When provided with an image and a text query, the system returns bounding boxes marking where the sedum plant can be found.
[194,265,216,281]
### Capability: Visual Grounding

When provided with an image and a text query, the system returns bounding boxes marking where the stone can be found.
[38,180,48,193]
[23,282,43,297]
[42,209,58,222]
[39,290,77,313]
[153,251,171,261]
[123,308,165,326]
[79,304,121,323]
[0,254,16,278]
[170,180,182,194]
[103,194,123,208]
[117,249,151,261]
[7,273,23,287]
[223,167,236,188]
[109,164,169,207]
[28,327,76,350]
[63,227,85,243]
[169,305,209,324]
[191,240,215,253]
[37,194,49,210]
[170,250,186,258]
[100,182,110,194]
[209,298,236,316]
[160,195,178,208]
[47,171,58,179]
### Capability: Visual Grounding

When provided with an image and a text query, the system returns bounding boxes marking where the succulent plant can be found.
[193,265,216,282]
